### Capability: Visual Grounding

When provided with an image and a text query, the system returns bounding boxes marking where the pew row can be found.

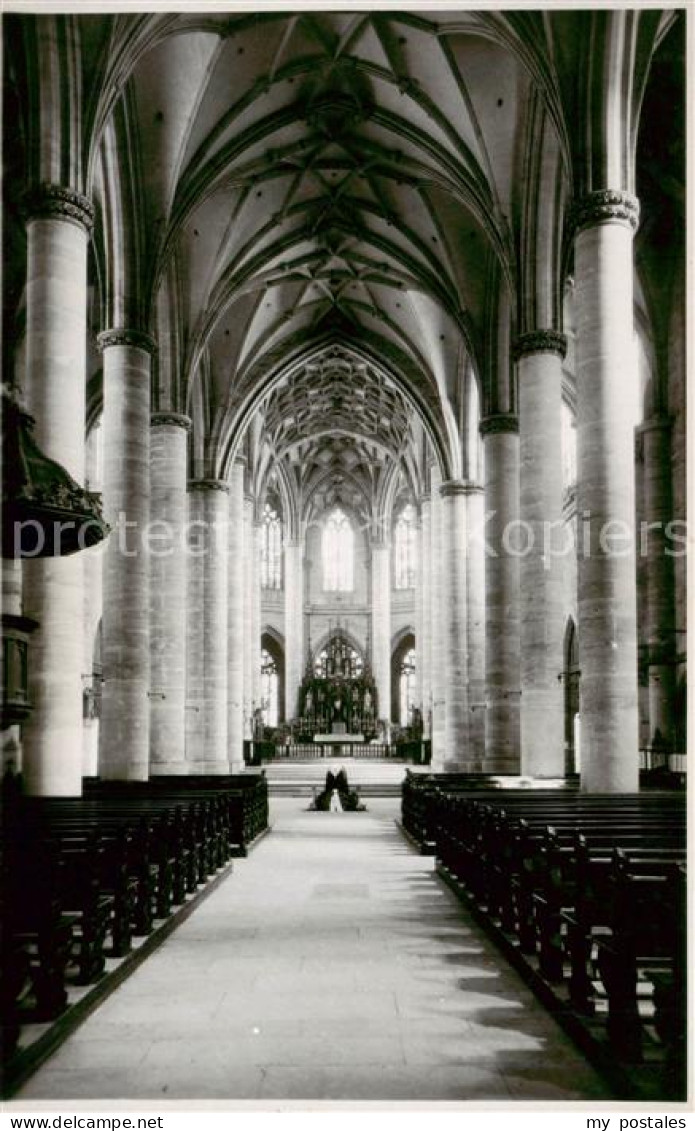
[400,772,687,1100]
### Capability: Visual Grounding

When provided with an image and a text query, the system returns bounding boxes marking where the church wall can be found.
[261,589,284,643]
[391,587,415,644]
[668,281,687,751]
[669,284,686,672]
[304,518,370,657]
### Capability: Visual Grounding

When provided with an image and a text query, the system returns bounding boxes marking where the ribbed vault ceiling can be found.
[5,9,681,512]
[102,9,541,485]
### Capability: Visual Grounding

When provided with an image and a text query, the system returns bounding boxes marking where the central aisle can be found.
[17,799,611,1103]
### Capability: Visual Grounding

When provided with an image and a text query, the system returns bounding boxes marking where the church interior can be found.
[1,5,687,1107]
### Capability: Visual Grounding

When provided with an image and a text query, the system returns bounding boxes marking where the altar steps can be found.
[263,759,427,798]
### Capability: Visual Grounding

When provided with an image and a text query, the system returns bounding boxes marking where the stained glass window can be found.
[399,648,417,724]
[261,502,283,589]
[261,649,278,727]
[322,507,354,591]
[314,636,363,678]
[394,503,417,589]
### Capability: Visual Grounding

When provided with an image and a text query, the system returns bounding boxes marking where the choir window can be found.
[394,504,417,589]
[399,648,417,724]
[261,502,283,590]
[314,636,364,679]
[322,507,354,591]
[260,649,279,727]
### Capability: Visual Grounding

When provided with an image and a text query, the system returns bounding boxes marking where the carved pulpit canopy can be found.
[2,387,110,558]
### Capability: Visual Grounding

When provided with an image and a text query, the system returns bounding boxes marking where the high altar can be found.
[292,629,379,742]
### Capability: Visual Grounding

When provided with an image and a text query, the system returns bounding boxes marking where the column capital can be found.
[479,414,519,437]
[23,182,95,234]
[636,415,673,436]
[151,412,191,431]
[571,189,640,235]
[98,328,157,354]
[188,478,229,494]
[513,329,567,362]
[439,479,469,499]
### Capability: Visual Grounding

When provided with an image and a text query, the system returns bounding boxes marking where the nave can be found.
[14,799,610,1104]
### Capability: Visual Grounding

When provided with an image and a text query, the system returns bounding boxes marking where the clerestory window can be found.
[261,502,283,589]
[322,507,354,591]
[394,503,417,589]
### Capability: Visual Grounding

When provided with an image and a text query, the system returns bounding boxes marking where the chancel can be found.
[1,4,686,1107]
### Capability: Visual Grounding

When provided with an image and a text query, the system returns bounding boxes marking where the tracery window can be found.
[322,507,353,591]
[314,636,364,679]
[260,649,278,727]
[399,648,417,724]
[394,504,417,589]
[261,502,283,590]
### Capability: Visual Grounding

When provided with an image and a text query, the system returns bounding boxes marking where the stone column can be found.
[638,416,676,751]
[439,481,469,768]
[2,560,24,772]
[227,460,245,771]
[243,495,255,736]
[252,519,263,709]
[284,538,304,722]
[149,413,190,775]
[480,415,521,773]
[413,509,423,715]
[186,480,229,772]
[515,331,567,776]
[21,186,93,795]
[573,191,640,792]
[419,496,432,737]
[465,483,486,766]
[98,329,153,781]
[82,424,104,778]
[429,465,446,759]
[371,536,391,723]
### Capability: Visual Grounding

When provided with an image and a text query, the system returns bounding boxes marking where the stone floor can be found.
[14,798,613,1103]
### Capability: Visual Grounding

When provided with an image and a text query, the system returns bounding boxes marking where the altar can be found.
[292,629,379,742]
[314,733,365,744]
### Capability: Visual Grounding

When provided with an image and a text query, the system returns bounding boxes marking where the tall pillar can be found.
[371,536,391,722]
[82,424,104,778]
[440,481,469,768]
[638,416,676,751]
[21,185,93,795]
[252,519,263,710]
[284,538,304,722]
[465,483,486,766]
[98,330,153,781]
[149,413,190,775]
[430,465,446,760]
[186,480,229,772]
[227,460,245,771]
[413,509,423,716]
[515,331,567,776]
[419,495,432,737]
[243,495,255,736]
[480,415,521,773]
[573,191,640,792]
[2,560,24,771]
